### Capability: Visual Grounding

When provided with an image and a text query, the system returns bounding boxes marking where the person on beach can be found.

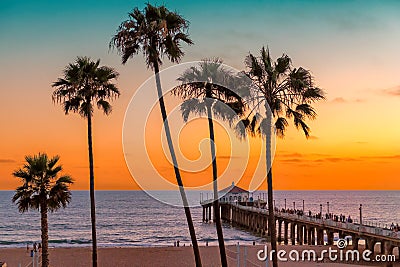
[26,243,29,252]
[38,243,42,252]
[33,242,37,252]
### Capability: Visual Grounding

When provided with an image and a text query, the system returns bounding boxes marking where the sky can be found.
[0,0,399,190]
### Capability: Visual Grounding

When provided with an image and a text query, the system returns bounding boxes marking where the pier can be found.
[201,199,400,265]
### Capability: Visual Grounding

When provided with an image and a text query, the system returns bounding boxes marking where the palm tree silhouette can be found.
[237,47,325,267]
[173,59,247,267]
[52,57,120,267]
[12,153,73,267]
[110,4,201,266]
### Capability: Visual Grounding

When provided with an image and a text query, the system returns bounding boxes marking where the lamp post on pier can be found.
[302,200,305,212]
[320,204,322,216]
[293,202,296,210]
[327,201,330,214]
[284,198,286,210]
[359,204,363,225]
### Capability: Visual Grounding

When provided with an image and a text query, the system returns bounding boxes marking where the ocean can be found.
[0,190,399,248]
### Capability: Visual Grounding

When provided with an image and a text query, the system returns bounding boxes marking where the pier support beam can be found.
[298,225,303,245]
[291,223,296,245]
[284,222,288,245]
[352,236,359,250]
[317,228,324,245]
[278,220,282,243]
[327,230,334,246]
[311,228,316,245]
[264,216,268,237]
[366,238,376,255]
[304,226,308,244]
[397,246,400,260]
[384,242,395,267]
[307,226,312,245]
[338,230,344,239]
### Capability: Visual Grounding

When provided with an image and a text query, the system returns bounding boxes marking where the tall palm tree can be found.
[236,47,325,267]
[12,153,73,267]
[172,59,247,267]
[110,4,202,266]
[52,57,120,267]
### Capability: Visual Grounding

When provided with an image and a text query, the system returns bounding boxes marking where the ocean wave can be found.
[49,239,92,244]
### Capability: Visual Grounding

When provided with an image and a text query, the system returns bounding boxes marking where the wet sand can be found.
[0,245,397,267]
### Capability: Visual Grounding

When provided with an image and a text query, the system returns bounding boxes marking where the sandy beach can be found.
[1,244,397,267]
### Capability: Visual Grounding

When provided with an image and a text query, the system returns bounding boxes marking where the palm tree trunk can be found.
[40,200,49,267]
[153,62,202,267]
[267,169,278,266]
[265,106,278,267]
[87,112,98,267]
[206,100,227,267]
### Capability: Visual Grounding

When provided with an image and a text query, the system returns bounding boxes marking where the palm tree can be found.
[110,4,202,266]
[236,47,325,267]
[12,153,73,267]
[172,59,247,267]
[52,57,120,267]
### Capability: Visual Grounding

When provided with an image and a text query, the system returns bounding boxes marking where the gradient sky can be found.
[1,0,399,190]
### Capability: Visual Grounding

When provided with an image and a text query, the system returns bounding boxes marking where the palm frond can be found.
[257,117,273,137]
[12,153,73,213]
[302,87,325,102]
[234,118,250,140]
[212,100,238,126]
[97,99,112,115]
[174,59,247,128]
[180,98,206,122]
[111,3,193,69]
[53,57,120,119]
[275,117,288,138]
[295,103,317,119]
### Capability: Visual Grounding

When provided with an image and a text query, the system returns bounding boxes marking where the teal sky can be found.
[1,1,399,89]
[1,1,399,70]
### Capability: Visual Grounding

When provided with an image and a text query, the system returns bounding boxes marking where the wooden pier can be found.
[201,200,400,265]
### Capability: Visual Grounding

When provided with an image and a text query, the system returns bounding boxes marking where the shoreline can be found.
[1,244,398,267]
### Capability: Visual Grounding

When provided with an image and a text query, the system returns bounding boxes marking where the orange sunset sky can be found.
[1,1,399,191]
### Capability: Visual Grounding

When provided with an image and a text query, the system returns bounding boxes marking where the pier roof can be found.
[219,182,249,194]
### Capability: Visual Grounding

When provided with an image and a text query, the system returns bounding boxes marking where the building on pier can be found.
[219,182,249,203]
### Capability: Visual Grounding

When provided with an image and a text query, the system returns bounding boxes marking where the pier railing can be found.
[201,200,400,240]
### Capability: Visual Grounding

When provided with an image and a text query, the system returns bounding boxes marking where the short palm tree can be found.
[110,4,202,266]
[52,57,120,267]
[173,59,247,267]
[12,153,73,267]
[237,47,325,267]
